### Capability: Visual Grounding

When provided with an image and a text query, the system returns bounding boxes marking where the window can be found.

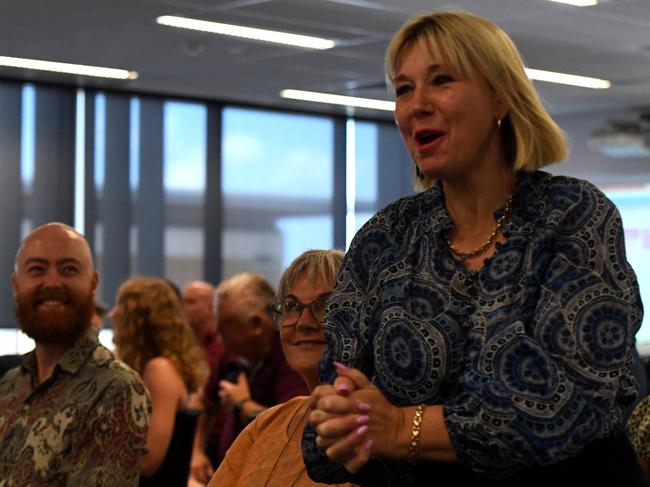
[350,119,413,241]
[163,100,207,287]
[222,107,334,286]
[353,120,379,233]
[92,92,136,305]
[0,82,410,353]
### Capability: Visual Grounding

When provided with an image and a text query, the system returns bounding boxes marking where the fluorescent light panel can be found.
[0,55,137,80]
[281,65,610,111]
[157,15,335,50]
[548,0,598,6]
[280,89,395,111]
[525,68,610,89]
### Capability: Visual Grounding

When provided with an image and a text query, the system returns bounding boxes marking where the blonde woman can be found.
[304,10,644,487]
[111,277,207,485]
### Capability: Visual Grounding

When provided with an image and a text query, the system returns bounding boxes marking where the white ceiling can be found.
[0,0,649,121]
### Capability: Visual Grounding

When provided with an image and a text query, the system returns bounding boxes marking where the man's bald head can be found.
[13,222,98,345]
[15,223,95,273]
[183,281,214,299]
[182,280,217,341]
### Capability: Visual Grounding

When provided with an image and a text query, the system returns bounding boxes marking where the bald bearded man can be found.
[0,223,151,486]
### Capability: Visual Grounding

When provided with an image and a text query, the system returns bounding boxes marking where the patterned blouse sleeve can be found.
[444,181,643,478]
[303,209,414,486]
[68,372,151,486]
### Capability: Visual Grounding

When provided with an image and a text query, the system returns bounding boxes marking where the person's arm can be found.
[190,359,230,484]
[67,370,151,486]
[190,414,214,484]
[189,389,215,484]
[219,351,309,424]
[140,357,186,477]
[219,371,269,425]
[310,368,457,472]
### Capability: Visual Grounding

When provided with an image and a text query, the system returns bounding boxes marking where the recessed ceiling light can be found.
[280,67,610,111]
[0,55,138,80]
[548,0,598,6]
[280,89,394,111]
[525,68,611,89]
[157,15,335,50]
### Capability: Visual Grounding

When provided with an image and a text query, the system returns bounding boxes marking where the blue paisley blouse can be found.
[303,170,643,483]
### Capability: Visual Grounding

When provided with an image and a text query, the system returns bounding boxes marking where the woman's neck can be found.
[442,168,517,234]
[442,167,517,271]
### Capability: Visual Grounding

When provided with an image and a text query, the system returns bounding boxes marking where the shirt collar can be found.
[419,181,454,238]
[505,170,547,237]
[21,327,101,378]
[58,328,101,374]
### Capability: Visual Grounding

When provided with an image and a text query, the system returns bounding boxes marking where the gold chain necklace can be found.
[445,194,513,259]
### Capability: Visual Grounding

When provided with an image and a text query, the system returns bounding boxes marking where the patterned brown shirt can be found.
[628,395,650,458]
[0,328,151,486]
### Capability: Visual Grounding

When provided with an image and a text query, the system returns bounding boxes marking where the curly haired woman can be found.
[111,276,207,484]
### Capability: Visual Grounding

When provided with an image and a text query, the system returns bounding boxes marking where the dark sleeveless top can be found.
[139,409,199,487]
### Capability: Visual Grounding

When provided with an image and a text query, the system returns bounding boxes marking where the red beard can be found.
[16,287,95,345]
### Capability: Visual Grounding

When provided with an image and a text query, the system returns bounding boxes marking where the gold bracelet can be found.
[408,404,425,461]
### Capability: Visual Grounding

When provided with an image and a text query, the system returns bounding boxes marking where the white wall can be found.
[553,111,650,186]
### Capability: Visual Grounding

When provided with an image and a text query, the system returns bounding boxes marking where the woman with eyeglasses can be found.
[207,249,357,487]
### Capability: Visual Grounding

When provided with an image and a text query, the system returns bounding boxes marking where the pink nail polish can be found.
[356,425,368,437]
[357,402,370,413]
[364,439,373,451]
[333,361,348,373]
[336,382,349,393]
[356,415,369,425]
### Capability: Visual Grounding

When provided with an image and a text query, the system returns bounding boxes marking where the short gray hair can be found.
[276,249,345,304]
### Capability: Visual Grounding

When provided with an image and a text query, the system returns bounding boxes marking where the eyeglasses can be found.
[271,293,330,326]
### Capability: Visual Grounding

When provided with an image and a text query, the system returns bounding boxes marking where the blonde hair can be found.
[114,276,206,392]
[385,10,568,190]
[276,249,345,304]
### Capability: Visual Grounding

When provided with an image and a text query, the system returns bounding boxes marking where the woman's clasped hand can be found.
[310,363,456,473]
[310,364,389,472]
